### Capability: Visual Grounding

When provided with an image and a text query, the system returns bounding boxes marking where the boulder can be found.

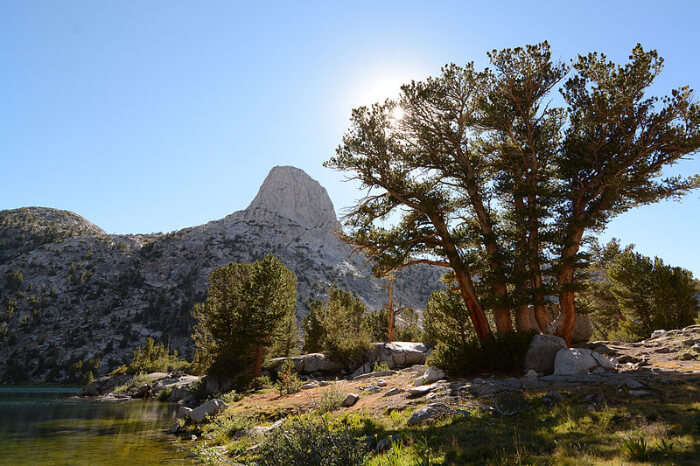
[352,370,396,381]
[369,342,431,368]
[407,403,450,425]
[591,351,615,370]
[189,399,228,424]
[383,387,404,397]
[176,406,193,420]
[553,348,598,376]
[407,382,439,398]
[651,329,667,338]
[548,314,594,343]
[266,353,344,375]
[524,335,567,375]
[422,367,446,384]
[341,393,359,407]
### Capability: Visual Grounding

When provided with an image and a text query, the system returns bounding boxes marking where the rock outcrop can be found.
[0,166,441,383]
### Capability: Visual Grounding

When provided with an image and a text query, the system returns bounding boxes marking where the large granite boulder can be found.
[189,399,228,423]
[369,342,431,368]
[266,353,344,374]
[547,314,594,344]
[553,348,599,375]
[524,335,567,375]
[267,342,430,376]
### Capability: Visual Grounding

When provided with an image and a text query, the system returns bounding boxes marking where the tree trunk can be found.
[515,304,536,332]
[491,281,514,334]
[386,277,395,342]
[254,345,264,378]
[557,226,585,346]
[454,268,491,341]
[533,303,549,333]
[470,192,513,334]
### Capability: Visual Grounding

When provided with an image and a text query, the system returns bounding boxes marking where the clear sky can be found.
[1,1,699,276]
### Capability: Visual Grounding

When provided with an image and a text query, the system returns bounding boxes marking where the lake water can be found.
[0,386,195,465]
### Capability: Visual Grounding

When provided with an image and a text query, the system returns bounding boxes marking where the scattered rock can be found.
[408,383,439,398]
[383,387,404,397]
[342,393,359,407]
[352,370,396,381]
[376,379,387,387]
[407,403,450,425]
[364,385,382,393]
[301,381,319,390]
[525,334,567,375]
[423,366,446,384]
[628,390,652,397]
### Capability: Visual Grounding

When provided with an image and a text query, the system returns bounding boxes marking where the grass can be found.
[186,374,700,465]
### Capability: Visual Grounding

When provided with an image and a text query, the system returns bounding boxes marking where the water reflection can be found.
[0,386,194,465]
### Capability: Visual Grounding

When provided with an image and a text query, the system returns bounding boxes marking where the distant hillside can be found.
[0,166,441,383]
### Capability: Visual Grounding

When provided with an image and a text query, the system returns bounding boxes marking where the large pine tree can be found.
[191,254,297,378]
[326,42,700,345]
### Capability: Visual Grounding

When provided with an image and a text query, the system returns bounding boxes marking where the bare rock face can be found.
[0,166,441,384]
[244,166,340,231]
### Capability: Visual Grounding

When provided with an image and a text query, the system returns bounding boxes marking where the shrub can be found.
[317,384,344,413]
[373,361,390,372]
[257,414,367,466]
[250,375,273,391]
[275,360,303,396]
[125,337,189,374]
[191,254,298,378]
[427,331,536,376]
[301,286,371,368]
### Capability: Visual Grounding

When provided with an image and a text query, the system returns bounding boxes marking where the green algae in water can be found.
[0,386,195,465]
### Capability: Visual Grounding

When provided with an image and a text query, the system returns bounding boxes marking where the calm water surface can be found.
[0,386,195,465]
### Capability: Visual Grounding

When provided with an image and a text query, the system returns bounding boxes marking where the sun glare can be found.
[390,106,405,120]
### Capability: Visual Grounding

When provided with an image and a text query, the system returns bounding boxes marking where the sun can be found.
[390,106,405,121]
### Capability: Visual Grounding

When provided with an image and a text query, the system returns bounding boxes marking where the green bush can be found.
[124,337,189,374]
[250,375,273,390]
[316,384,344,413]
[257,414,367,466]
[428,331,536,376]
[275,360,303,396]
[302,286,371,368]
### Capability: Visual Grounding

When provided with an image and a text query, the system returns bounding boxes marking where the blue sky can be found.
[1,1,699,276]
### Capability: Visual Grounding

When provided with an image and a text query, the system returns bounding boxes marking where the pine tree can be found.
[326,42,700,346]
[191,254,297,378]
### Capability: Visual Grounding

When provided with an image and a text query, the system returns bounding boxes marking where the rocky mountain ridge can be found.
[0,166,440,383]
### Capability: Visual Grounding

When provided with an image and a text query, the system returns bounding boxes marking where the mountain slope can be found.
[0,166,440,383]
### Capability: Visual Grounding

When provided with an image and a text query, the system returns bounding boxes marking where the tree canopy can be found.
[579,239,700,341]
[191,254,297,377]
[325,42,700,344]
